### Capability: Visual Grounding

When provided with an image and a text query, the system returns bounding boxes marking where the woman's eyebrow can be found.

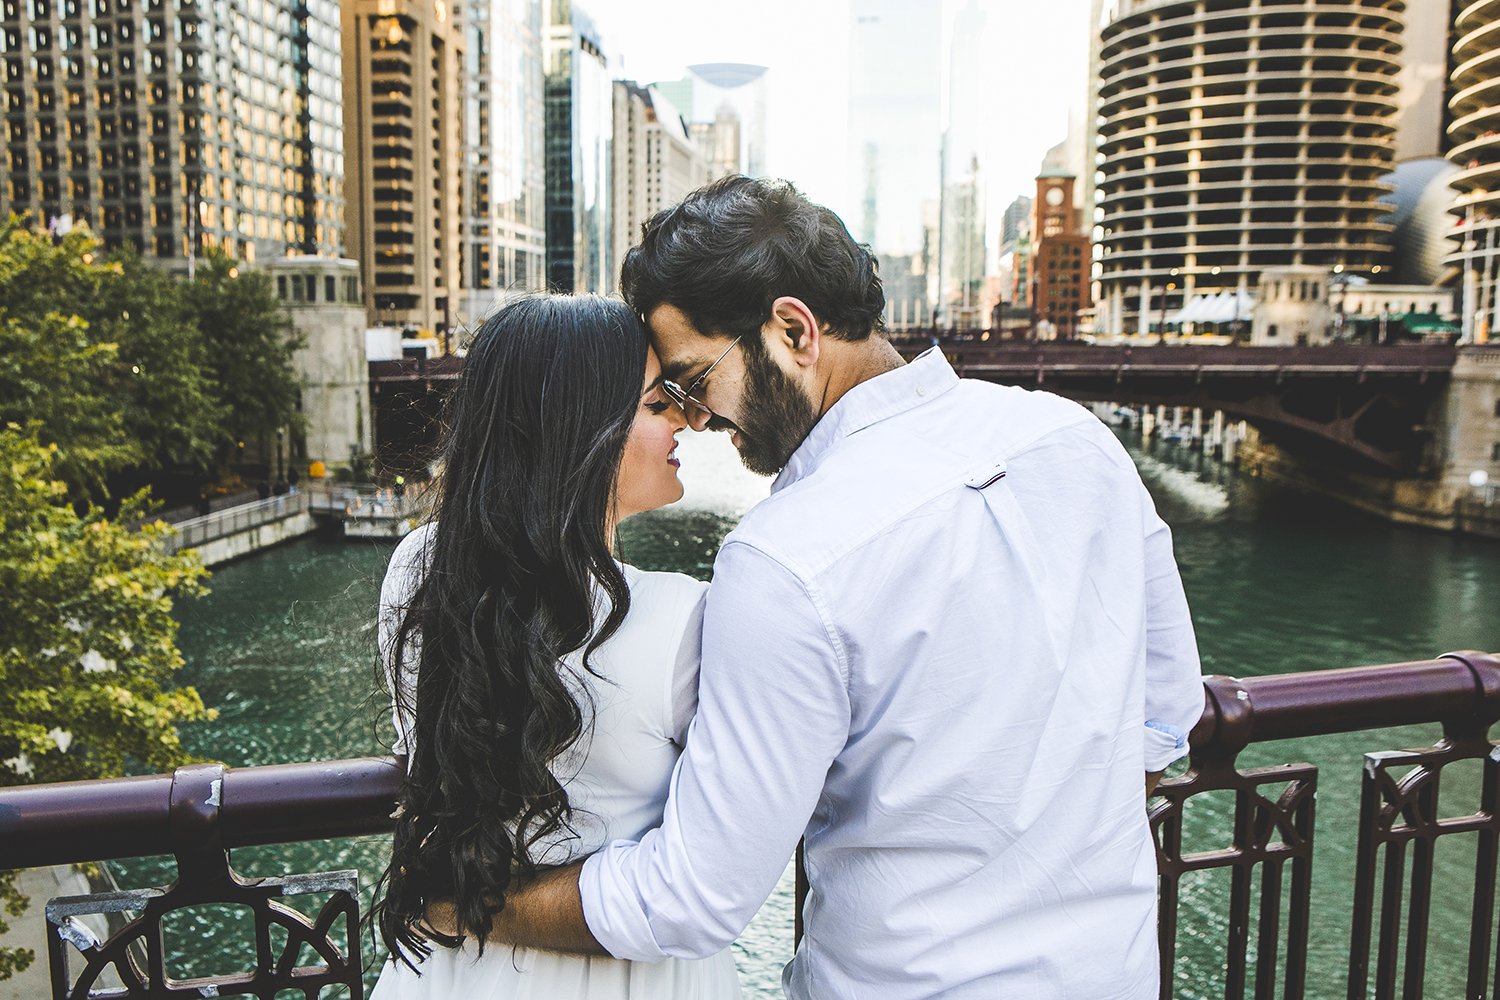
[643,374,665,393]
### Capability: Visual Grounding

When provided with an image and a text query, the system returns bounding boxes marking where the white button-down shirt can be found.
[581,349,1204,999]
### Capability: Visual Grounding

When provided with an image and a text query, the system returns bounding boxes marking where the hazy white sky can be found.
[589,0,1093,226]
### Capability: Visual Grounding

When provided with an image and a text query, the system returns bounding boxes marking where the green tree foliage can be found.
[0,426,214,977]
[0,217,304,494]
[186,253,305,467]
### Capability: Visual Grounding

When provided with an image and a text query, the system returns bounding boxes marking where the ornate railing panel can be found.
[2,654,1499,998]
[1150,651,1500,1000]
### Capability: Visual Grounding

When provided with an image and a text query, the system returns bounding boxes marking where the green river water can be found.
[108,426,1500,998]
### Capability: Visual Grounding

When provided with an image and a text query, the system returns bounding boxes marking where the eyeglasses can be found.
[660,335,741,417]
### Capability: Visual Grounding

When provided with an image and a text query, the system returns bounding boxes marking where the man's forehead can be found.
[645,303,721,379]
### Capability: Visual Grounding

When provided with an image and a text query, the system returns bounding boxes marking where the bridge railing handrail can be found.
[0,652,1491,870]
[159,491,310,553]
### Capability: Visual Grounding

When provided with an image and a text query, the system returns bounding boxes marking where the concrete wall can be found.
[192,512,319,568]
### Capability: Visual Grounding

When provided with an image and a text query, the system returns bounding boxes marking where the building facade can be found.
[654,62,767,179]
[846,0,940,261]
[1031,173,1091,339]
[938,0,988,327]
[460,0,545,324]
[1,0,344,262]
[342,0,462,333]
[266,255,372,471]
[611,81,707,275]
[1094,0,1403,335]
[1447,0,1500,342]
[543,0,609,293]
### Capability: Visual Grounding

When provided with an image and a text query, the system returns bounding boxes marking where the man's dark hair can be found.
[620,175,886,342]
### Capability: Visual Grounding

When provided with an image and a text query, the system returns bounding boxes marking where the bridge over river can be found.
[371,340,1492,532]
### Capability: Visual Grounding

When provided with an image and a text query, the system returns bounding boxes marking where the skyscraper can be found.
[342,0,463,333]
[611,81,708,274]
[1447,0,1500,341]
[939,0,989,326]
[460,0,546,323]
[1094,0,1402,334]
[654,63,768,179]
[1,0,345,262]
[846,0,941,258]
[544,0,610,293]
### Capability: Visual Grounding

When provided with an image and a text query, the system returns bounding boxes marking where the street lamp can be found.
[1158,281,1177,340]
[1331,265,1349,343]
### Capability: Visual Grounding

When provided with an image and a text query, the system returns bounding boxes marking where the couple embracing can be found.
[370,176,1204,1000]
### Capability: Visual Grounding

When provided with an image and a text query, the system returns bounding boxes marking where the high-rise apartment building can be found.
[1094,0,1403,335]
[1031,173,1091,339]
[342,0,462,333]
[847,0,940,259]
[689,110,740,179]
[1,0,344,261]
[460,0,545,323]
[544,0,610,293]
[611,81,708,274]
[654,63,767,179]
[1447,0,1500,341]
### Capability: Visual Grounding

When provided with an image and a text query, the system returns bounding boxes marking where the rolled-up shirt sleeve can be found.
[1139,486,1205,771]
[580,539,851,961]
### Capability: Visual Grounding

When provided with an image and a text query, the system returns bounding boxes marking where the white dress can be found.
[370,523,742,1000]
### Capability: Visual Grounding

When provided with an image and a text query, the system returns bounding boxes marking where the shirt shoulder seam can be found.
[720,539,852,688]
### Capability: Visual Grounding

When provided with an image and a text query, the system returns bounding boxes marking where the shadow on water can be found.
[108,430,1500,998]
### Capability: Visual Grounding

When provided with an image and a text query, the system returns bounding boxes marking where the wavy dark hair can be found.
[620,174,886,343]
[372,294,650,969]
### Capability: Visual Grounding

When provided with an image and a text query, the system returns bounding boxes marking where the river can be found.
[111,424,1500,998]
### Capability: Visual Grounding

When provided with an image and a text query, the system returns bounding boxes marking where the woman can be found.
[370,295,742,999]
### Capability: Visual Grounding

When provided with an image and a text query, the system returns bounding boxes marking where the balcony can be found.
[1,652,1498,998]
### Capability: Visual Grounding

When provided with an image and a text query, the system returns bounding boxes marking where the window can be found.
[1492,442,1500,463]
[325,275,335,302]
[1267,324,1279,338]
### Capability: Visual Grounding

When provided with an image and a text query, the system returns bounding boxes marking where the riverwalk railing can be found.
[2,650,1498,999]
[158,491,310,553]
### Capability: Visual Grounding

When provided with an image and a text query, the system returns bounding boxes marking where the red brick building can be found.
[1031,173,1092,339]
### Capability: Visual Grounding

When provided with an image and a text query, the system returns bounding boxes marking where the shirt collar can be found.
[772,348,960,493]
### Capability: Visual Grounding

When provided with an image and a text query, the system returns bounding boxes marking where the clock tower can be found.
[1029,173,1092,339]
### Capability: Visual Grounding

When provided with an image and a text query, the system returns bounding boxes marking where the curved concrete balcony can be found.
[1101,67,1402,118]
[1102,197,1390,226]
[1101,29,1403,80]
[1452,45,1500,94]
[1098,220,1394,251]
[1102,131,1398,167]
[1100,157,1397,191]
[1096,176,1394,210]
[1103,88,1399,132]
[1447,103,1500,146]
[1451,160,1500,195]
[1101,1,1403,62]
[1449,130,1500,166]
[1100,43,1402,103]
[1456,0,1500,33]
[1449,73,1500,121]
[1099,114,1395,154]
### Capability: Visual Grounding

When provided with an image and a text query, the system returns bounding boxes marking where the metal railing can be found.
[157,492,311,553]
[2,651,1498,999]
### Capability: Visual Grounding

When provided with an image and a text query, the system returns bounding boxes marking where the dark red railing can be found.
[3,651,1499,999]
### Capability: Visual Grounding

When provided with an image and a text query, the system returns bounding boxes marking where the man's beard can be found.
[713,342,820,477]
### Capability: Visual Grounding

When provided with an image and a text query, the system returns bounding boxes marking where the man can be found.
[478,176,1204,997]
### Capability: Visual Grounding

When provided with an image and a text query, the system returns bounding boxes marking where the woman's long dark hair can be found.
[373,295,649,969]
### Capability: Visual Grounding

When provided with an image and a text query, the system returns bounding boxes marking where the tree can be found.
[185,253,305,468]
[0,221,137,492]
[0,426,214,978]
[0,218,306,498]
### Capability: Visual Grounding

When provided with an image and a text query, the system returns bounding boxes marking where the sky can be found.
[588,0,1094,231]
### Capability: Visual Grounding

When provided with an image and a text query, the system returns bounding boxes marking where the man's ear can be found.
[765,296,821,368]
